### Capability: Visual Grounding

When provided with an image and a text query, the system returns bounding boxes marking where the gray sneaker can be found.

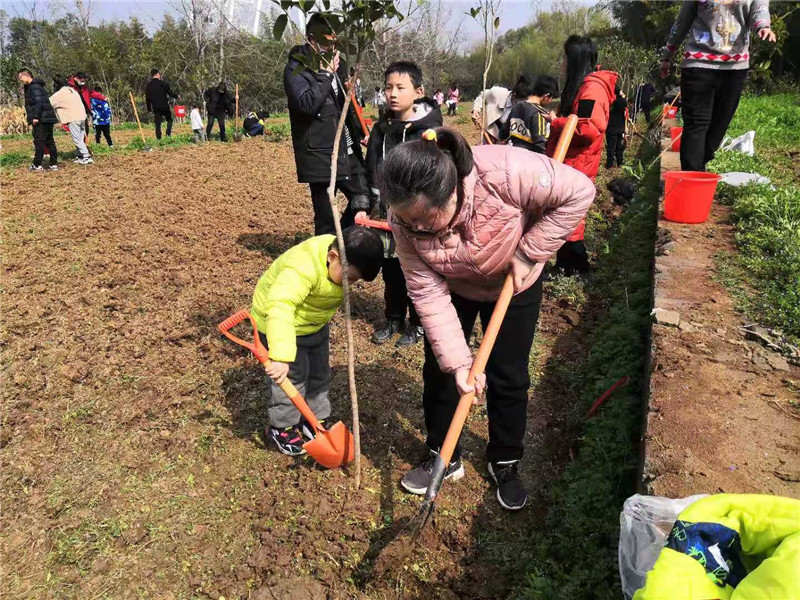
[400,452,464,495]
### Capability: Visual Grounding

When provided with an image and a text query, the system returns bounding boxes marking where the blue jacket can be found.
[91,97,112,126]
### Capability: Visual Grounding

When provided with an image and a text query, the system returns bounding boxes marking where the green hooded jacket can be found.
[635,494,800,600]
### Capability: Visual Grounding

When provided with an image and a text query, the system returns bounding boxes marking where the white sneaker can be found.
[78,157,94,165]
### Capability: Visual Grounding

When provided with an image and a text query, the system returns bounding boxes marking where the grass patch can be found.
[0,151,30,168]
[514,145,657,599]
[707,94,800,342]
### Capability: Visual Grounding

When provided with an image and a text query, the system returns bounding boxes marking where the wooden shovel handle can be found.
[438,275,514,465]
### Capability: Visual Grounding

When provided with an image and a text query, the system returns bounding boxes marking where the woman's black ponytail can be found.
[379,126,474,210]
[560,35,597,117]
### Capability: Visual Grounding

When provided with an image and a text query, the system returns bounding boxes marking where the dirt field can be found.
[1,116,620,599]
[643,141,800,499]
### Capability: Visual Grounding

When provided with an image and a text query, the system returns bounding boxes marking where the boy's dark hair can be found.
[75,71,89,79]
[94,85,103,93]
[533,75,559,99]
[151,68,160,76]
[306,12,337,38]
[513,75,536,100]
[384,61,423,89]
[330,227,383,281]
[18,68,33,77]
[380,126,473,211]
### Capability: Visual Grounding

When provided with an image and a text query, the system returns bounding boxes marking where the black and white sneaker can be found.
[488,461,527,510]
[48,164,59,171]
[300,418,328,441]
[400,452,465,495]
[28,164,45,171]
[268,425,306,456]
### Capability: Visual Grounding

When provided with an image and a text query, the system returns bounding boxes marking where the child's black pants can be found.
[32,123,57,166]
[421,274,543,464]
[382,257,419,325]
[680,67,748,172]
[95,124,112,146]
[606,131,625,167]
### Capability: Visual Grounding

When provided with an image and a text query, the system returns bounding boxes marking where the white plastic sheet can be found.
[720,130,756,156]
[618,493,707,599]
[719,171,772,187]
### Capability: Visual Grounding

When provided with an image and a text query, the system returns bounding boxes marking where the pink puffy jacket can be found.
[391,145,595,374]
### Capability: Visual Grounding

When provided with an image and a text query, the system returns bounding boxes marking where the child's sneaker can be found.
[300,418,329,441]
[28,164,45,171]
[48,164,59,171]
[396,325,424,347]
[372,319,403,345]
[400,451,464,495]
[268,425,306,456]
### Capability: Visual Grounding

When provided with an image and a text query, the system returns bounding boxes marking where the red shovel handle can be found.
[218,309,269,363]
[355,213,392,232]
[217,310,326,433]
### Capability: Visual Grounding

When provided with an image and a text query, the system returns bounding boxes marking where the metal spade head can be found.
[303,420,355,469]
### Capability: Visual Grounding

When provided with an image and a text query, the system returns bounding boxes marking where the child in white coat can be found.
[191,103,206,143]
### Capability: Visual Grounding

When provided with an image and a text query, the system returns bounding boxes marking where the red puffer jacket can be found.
[546,70,618,241]
[67,76,106,114]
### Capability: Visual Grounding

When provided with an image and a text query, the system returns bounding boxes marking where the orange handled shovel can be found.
[218,310,355,469]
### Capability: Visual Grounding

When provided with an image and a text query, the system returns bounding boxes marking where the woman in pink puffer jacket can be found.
[380,127,595,510]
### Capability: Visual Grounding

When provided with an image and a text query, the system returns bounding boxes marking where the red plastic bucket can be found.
[174,105,187,118]
[667,106,678,119]
[670,126,682,152]
[663,171,721,224]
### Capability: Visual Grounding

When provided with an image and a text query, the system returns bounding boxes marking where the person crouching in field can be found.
[498,75,559,154]
[18,69,59,172]
[380,127,595,510]
[91,86,113,147]
[190,102,206,143]
[251,227,382,456]
[363,61,443,348]
[49,78,93,165]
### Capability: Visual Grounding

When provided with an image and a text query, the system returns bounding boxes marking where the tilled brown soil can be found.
[2,121,608,599]
[644,143,800,498]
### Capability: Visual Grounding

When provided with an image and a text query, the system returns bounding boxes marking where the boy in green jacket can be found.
[252,226,382,456]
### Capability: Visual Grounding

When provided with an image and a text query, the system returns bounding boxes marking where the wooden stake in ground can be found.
[129,92,148,147]
[233,84,242,142]
[326,67,362,488]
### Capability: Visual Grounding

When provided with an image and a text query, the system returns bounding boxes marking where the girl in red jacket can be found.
[546,36,618,275]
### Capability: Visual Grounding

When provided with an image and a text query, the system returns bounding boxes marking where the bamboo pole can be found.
[129,92,148,147]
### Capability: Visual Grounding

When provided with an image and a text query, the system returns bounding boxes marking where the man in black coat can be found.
[283,13,369,236]
[145,68,179,139]
[204,82,234,142]
[18,69,59,171]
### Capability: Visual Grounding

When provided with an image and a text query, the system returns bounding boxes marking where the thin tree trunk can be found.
[326,71,362,488]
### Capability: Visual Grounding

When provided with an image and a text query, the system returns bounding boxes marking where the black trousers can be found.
[32,122,57,167]
[556,241,590,275]
[382,257,419,325]
[422,275,543,463]
[153,109,173,139]
[447,102,457,116]
[307,155,367,236]
[680,67,748,172]
[641,103,651,123]
[95,124,112,146]
[207,113,227,141]
[606,131,625,168]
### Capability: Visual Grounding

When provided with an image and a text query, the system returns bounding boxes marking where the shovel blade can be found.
[303,421,354,469]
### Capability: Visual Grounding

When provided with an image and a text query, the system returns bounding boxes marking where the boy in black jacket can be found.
[18,69,59,171]
[283,13,369,236]
[363,61,443,347]
[499,75,558,154]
